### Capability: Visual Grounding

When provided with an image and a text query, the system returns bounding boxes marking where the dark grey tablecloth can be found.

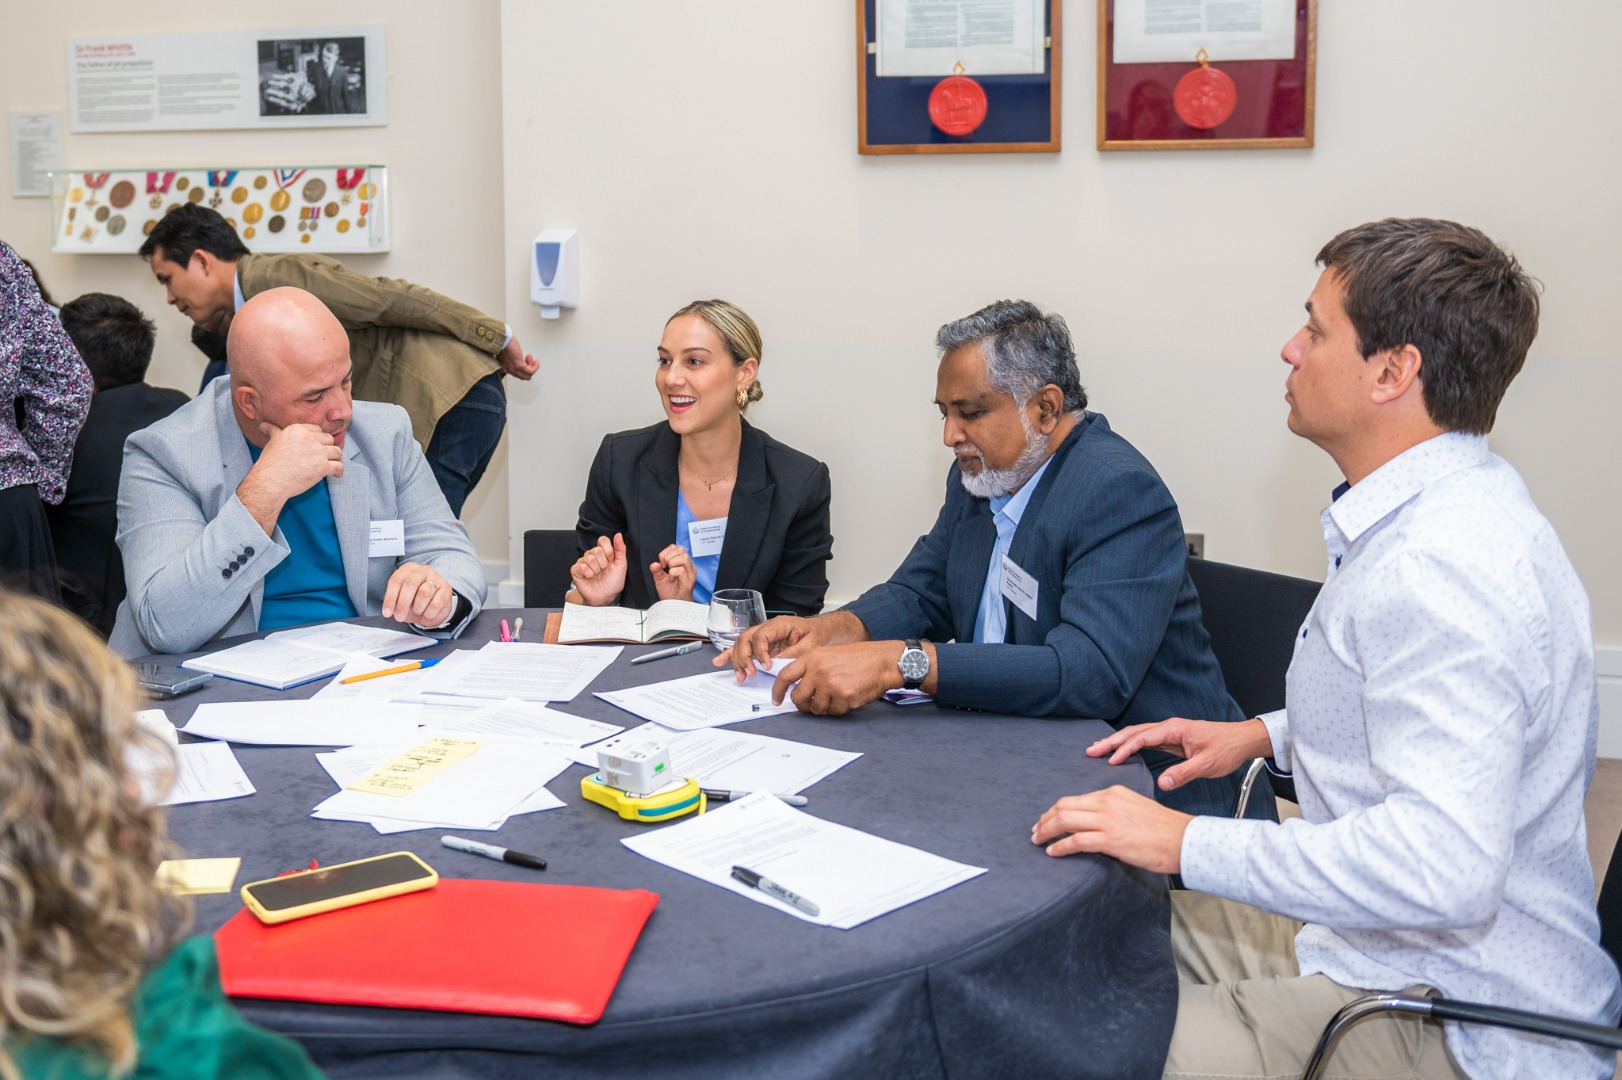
[153,610,1176,1079]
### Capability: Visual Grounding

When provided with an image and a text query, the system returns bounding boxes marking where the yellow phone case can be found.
[240,851,438,925]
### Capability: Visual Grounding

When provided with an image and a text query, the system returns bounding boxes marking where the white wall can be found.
[498,0,1622,652]
[1,1,513,563]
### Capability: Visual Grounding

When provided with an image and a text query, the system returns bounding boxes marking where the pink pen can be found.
[500,618,512,643]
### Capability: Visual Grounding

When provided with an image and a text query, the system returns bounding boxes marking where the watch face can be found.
[899,647,929,681]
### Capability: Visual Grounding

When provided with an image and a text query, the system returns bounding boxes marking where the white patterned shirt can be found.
[1181,432,1621,1080]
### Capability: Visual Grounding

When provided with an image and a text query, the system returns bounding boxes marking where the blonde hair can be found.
[0,590,188,1079]
[668,299,765,409]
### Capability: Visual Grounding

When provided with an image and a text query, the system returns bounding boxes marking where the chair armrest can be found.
[1301,992,1622,1080]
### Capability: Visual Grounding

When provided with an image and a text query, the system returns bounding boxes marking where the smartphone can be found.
[240,852,438,925]
[133,662,213,699]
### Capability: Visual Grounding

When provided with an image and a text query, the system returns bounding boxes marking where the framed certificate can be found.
[858,0,1062,155]
[1097,0,1316,151]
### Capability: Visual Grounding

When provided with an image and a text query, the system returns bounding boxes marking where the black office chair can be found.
[1185,557,1321,809]
[1300,826,1622,1078]
[522,529,580,608]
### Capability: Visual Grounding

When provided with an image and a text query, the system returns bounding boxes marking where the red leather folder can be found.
[214,878,659,1023]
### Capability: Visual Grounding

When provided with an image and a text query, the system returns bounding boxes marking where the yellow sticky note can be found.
[346,737,484,798]
[155,857,242,896]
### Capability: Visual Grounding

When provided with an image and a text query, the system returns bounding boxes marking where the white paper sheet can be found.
[312,737,570,833]
[622,792,985,929]
[415,642,621,703]
[424,698,622,745]
[595,660,798,730]
[161,742,256,805]
[1112,0,1296,64]
[876,0,1046,77]
[580,725,858,795]
[180,700,423,746]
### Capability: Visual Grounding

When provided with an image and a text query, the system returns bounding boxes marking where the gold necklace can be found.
[696,472,732,491]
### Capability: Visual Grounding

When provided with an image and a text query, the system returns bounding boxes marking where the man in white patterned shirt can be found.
[1031,218,1621,1079]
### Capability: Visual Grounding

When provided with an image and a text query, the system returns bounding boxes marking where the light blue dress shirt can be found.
[1180,432,1621,1079]
[676,489,719,605]
[972,456,1052,644]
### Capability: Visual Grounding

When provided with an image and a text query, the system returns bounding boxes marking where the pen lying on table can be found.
[338,657,441,684]
[702,789,808,807]
[631,641,703,665]
[441,835,547,871]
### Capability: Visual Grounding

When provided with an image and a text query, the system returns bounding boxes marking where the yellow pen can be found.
[338,657,442,684]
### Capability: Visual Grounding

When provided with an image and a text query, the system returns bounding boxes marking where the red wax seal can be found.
[1173,65,1238,129]
[928,75,989,137]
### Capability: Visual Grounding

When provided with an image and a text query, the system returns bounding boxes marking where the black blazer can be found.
[575,420,832,615]
[46,381,189,635]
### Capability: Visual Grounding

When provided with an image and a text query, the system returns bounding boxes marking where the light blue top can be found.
[247,440,357,630]
[972,456,1053,644]
[676,489,719,605]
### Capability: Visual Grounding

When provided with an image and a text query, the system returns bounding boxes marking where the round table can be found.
[158,610,1176,1079]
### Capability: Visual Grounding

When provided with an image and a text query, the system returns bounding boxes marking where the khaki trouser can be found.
[1164,891,1471,1080]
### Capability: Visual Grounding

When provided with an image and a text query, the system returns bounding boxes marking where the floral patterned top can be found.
[0,241,91,502]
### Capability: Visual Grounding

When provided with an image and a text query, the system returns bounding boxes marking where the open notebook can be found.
[549,599,708,644]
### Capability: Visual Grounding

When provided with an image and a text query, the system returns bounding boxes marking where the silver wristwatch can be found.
[898,639,930,690]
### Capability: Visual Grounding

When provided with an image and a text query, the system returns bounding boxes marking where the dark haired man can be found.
[139,203,536,516]
[724,299,1265,819]
[48,293,188,634]
[1033,220,1620,1078]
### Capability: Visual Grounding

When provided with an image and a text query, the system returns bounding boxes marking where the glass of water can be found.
[708,589,766,651]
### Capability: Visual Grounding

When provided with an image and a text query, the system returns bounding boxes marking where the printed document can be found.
[1113,0,1296,64]
[582,725,858,794]
[622,791,985,929]
[415,641,621,703]
[596,660,798,730]
[425,697,622,745]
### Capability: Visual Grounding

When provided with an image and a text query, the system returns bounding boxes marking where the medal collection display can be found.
[50,165,388,254]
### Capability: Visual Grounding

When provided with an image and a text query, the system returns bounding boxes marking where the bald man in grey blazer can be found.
[110,288,484,658]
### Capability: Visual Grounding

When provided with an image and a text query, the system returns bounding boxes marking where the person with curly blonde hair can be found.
[0,587,323,1079]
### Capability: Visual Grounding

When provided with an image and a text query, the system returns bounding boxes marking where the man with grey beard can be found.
[723,299,1262,817]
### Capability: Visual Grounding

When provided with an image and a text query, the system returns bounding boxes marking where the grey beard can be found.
[958,426,1049,499]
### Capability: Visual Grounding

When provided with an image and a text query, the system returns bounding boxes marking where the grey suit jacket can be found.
[109,379,485,657]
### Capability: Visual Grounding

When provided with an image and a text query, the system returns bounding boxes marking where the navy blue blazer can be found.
[846,414,1256,816]
[575,420,833,616]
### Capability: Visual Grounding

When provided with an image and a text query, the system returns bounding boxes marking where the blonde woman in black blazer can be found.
[568,300,832,616]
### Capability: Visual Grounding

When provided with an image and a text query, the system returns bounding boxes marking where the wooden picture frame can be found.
[1097,0,1315,151]
[857,0,1061,155]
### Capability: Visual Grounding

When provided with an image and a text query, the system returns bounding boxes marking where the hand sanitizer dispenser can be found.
[530,229,579,319]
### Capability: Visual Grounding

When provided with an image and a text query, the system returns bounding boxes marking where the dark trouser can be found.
[424,372,506,517]
[0,484,62,603]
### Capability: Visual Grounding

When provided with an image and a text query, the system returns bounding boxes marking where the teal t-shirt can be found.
[247,441,357,631]
[6,936,324,1079]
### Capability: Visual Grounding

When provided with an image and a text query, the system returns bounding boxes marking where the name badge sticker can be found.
[687,517,728,558]
[369,519,405,557]
[1000,554,1039,621]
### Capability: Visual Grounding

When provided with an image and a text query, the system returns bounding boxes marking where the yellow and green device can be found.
[580,773,706,823]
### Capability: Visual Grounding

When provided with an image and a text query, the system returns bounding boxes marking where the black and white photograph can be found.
[258,36,368,117]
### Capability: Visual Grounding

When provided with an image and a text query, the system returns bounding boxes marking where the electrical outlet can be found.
[1185,533,1205,559]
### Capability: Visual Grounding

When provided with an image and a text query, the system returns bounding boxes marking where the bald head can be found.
[229,287,354,448]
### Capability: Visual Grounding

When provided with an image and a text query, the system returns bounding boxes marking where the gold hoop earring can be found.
[736,388,749,408]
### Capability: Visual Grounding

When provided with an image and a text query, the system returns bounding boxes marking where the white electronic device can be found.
[594,731,672,794]
[530,228,579,319]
